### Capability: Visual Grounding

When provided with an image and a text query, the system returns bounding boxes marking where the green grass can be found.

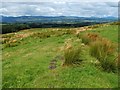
[2,24,118,88]
[83,25,118,43]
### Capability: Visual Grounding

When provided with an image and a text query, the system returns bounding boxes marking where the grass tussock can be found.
[65,29,75,34]
[31,32,50,39]
[3,40,21,48]
[80,33,100,45]
[63,39,82,66]
[2,33,15,38]
[2,37,22,49]
[89,38,117,72]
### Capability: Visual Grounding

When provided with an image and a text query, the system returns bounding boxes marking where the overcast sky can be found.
[0,0,119,17]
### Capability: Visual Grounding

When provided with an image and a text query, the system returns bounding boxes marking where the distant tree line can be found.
[2,23,30,34]
[2,22,101,34]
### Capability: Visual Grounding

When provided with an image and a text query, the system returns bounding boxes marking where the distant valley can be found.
[1,16,117,23]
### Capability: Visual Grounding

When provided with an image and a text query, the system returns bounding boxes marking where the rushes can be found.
[79,32,117,72]
[90,39,116,60]
[64,45,81,65]
[63,39,82,66]
[89,35,117,72]
[31,32,50,39]
[80,33,100,45]
[62,32,117,71]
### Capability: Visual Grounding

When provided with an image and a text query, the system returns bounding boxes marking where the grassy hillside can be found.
[2,23,118,88]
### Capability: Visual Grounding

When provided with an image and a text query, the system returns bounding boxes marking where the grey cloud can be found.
[0,2,118,17]
[105,2,118,7]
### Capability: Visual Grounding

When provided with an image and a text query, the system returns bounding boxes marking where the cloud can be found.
[1,0,119,2]
[0,2,118,17]
[105,2,118,7]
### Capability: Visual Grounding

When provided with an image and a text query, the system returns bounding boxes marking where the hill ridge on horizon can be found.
[1,15,117,23]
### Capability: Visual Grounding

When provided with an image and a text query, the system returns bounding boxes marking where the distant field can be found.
[2,23,118,88]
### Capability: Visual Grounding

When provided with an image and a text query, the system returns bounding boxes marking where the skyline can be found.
[0,2,119,17]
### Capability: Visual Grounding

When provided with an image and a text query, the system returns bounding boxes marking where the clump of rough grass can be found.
[80,33,100,45]
[2,35,22,49]
[90,38,117,72]
[2,38,10,44]
[3,39,21,49]
[63,39,82,66]
[31,32,50,38]
[65,29,75,34]
[2,33,15,38]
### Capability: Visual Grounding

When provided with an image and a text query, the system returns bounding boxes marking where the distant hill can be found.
[0,16,117,23]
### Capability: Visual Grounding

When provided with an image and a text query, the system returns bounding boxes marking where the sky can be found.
[0,0,119,17]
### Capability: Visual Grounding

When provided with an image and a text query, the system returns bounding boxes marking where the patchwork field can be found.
[2,23,119,88]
